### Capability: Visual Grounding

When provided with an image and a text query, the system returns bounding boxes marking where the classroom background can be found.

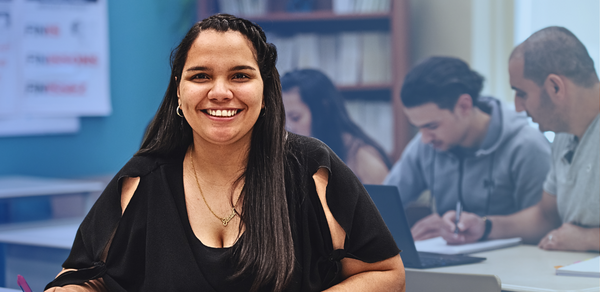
[1,0,598,179]
[0,0,598,290]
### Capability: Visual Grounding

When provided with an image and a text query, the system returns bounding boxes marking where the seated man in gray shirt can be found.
[442,27,600,252]
[385,57,551,241]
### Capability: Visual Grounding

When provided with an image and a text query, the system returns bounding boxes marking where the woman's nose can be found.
[208,79,233,101]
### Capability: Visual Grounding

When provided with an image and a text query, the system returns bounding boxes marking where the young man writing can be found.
[442,27,600,252]
[384,57,551,240]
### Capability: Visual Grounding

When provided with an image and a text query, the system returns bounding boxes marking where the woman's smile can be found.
[203,108,242,118]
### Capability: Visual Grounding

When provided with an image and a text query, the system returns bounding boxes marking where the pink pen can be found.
[17,275,32,292]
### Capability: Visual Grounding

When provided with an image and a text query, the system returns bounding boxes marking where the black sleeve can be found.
[45,155,156,290]
[326,148,400,262]
[298,134,400,263]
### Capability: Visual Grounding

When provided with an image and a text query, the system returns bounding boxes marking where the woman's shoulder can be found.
[287,132,338,165]
[287,132,329,150]
[119,151,184,178]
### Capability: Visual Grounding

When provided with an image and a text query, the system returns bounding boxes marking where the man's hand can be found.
[411,213,444,241]
[440,210,486,245]
[538,223,600,252]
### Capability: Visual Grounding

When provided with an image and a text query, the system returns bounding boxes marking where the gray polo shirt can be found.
[544,114,599,226]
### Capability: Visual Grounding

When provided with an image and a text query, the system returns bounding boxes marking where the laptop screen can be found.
[363,184,423,267]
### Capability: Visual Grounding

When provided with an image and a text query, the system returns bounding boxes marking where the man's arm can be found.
[539,223,600,252]
[411,213,443,241]
[441,191,561,244]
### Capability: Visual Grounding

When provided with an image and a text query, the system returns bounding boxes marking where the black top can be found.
[46,133,399,291]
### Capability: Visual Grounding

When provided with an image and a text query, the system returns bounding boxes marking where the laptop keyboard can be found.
[417,252,486,268]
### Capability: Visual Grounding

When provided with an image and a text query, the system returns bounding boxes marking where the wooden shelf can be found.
[241,11,391,33]
[338,84,392,91]
[243,11,391,22]
[339,84,392,101]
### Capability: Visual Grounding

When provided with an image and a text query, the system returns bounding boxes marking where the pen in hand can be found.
[454,201,462,234]
[17,274,32,292]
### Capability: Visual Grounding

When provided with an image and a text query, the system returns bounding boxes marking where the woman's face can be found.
[177,29,264,147]
[282,87,312,137]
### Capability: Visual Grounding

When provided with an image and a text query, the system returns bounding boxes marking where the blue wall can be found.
[0,0,196,178]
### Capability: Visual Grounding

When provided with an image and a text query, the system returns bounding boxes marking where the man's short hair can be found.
[512,26,599,88]
[401,56,484,110]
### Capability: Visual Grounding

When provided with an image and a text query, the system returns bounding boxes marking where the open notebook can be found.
[364,184,485,269]
[556,256,600,278]
[415,236,522,255]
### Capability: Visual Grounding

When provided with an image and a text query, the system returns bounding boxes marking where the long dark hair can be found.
[281,69,392,169]
[138,14,294,292]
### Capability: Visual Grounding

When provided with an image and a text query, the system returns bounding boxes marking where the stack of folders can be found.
[556,256,600,278]
[332,0,391,14]
[218,0,391,16]
[218,0,269,16]
[268,32,392,86]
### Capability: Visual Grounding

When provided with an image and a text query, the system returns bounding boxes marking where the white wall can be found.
[470,0,514,103]
[410,0,599,106]
[409,0,473,65]
[514,0,599,83]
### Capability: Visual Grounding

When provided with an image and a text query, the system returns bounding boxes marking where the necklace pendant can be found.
[221,211,236,227]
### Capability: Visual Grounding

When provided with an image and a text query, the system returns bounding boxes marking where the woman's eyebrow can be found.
[186,66,210,72]
[230,65,257,71]
[185,65,256,72]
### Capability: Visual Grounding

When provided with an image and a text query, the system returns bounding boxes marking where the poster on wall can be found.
[0,0,110,136]
[0,0,17,118]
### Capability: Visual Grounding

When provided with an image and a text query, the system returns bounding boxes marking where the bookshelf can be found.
[197,0,412,161]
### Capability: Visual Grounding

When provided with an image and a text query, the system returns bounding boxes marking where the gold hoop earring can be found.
[176,105,184,118]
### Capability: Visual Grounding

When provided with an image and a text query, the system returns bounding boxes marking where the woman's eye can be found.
[232,73,249,80]
[192,73,209,80]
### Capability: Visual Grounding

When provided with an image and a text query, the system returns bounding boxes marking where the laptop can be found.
[364,184,486,269]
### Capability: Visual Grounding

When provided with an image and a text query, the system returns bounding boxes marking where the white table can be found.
[0,219,81,291]
[0,219,81,249]
[407,244,600,292]
[0,175,102,290]
[0,176,104,199]
[0,176,105,214]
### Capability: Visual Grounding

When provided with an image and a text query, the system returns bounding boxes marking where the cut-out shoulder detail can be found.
[121,177,140,215]
[45,270,107,292]
[45,180,131,291]
[313,168,346,250]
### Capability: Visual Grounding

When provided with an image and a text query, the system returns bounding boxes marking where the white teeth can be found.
[207,109,237,117]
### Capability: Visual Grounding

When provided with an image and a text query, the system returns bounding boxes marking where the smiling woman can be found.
[44,14,404,292]
[177,29,264,146]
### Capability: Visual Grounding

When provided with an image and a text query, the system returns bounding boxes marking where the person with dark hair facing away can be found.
[280,69,392,184]
[384,56,551,241]
[442,27,599,252]
[44,14,404,291]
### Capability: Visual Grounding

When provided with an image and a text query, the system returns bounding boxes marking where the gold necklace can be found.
[189,148,240,227]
